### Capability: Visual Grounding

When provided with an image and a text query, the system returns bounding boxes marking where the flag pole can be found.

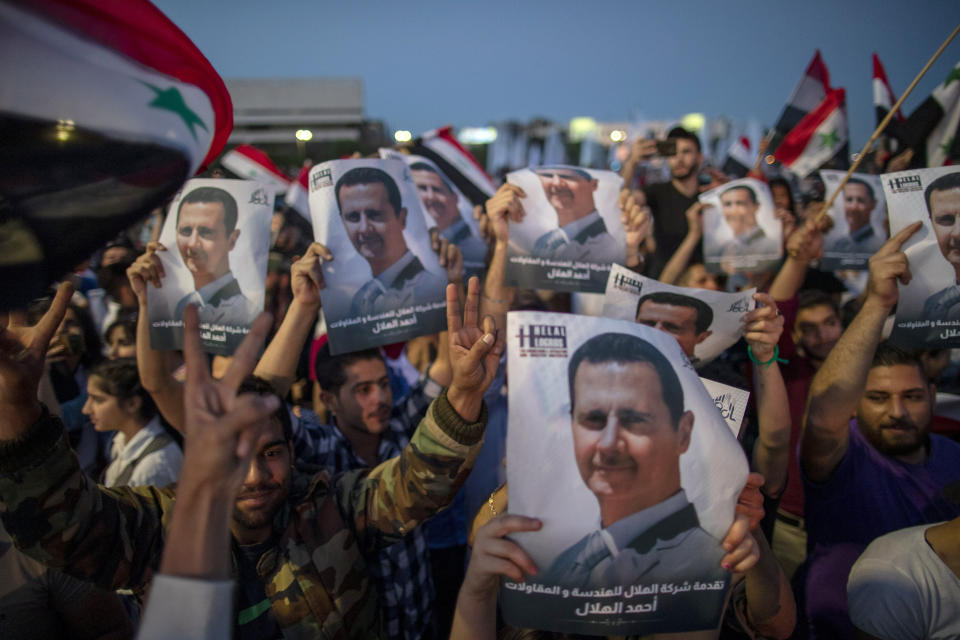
[814,22,960,224]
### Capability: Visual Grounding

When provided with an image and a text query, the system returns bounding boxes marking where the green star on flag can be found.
[142,82,208,140]
[818,130,839,150]
[941,136,955,155]
[944,67,960,87]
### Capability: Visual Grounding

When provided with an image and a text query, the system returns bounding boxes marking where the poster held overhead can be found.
[819,170,888,271]
[148,178,271,355]
[700,178,782,275]
[308,158,447,355]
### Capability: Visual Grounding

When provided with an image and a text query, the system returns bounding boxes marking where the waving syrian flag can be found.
[222,144,291,195]
[769,51,832,153]
[898,61,960,167]
[409,126,497,206]
[722,136,755,178]
[774,88,849,177]
[284,165,310,220]
[0,0,233,309]
[873,53,903,126]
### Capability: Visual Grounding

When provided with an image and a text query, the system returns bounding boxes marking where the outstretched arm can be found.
[801,222,922,483]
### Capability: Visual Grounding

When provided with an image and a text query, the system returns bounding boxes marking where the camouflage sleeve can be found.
[335,389,486,553]
[0,406,174,591]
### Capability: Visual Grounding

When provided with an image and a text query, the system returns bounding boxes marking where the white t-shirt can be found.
[847,522,960,640]
[102,417,182,488]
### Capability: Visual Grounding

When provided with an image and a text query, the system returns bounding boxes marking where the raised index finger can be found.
[445,283,462,334]
[876,220,923,257]
[31,282,74,351]
[463,276,480,330]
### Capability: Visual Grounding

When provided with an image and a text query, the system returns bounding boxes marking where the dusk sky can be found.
[154,0,959,150]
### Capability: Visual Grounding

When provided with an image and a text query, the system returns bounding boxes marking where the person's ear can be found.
[122,395,142,417]
[398,207,407,230]
[590,179,599,192]
[319,389,339,414]
[695,330,713,346]
[676,410,694,454]
[228,228,241,251]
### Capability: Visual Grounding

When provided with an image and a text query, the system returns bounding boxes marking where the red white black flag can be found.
[774,88,849,177]
[409,126,497,206]
[222,144,291,195]
[769,51,832,153]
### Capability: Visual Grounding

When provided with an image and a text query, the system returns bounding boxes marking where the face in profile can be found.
[176,201,239,286]
[338,182,408,269]
[571,360,692,513]
[720,187,760,238]
[929,185,960,269]
[635,300,711,358]
[534,168,598,224]
[842,182,876,233]
[412,169,459,231]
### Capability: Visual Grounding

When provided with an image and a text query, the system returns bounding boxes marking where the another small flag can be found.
[222,144,291,194]
[409,126,496,206]
[769,51,832,153]
[722,136,754,178]
[284,165,310,220]
[774,88,849,178]
[873,53,903,126]
[898,61,960,167]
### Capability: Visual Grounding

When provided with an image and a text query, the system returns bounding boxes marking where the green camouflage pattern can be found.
[0,391,485,639]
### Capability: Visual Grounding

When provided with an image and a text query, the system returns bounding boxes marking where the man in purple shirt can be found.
[800,221,960,639]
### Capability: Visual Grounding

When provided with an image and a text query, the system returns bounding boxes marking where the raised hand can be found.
[865,221,923,311]
[0,281,73,438]
[290,242,332,308]
[743,293,784,362]
[461,514,541,598]
[431,230,465,285]
[620,189,652,268]
[126,242,166,304]
[445,276,505,421]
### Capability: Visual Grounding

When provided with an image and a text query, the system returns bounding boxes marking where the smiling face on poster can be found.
[601,264,755,366]
[884,167,960,347]
[502,311,748,636]
[146,178,271,355]
[819,170,888,270]
[379,149,488,280]
[504,165,625,293]
[308,158,447,355]
[700,178,781,274]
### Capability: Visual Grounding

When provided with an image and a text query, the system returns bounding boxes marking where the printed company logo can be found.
[249,188,271,206]
[887,174,922,194]
[727,296,751,313]
[612,271,643,293]
[310,168,333,192]
[515,324,568,358]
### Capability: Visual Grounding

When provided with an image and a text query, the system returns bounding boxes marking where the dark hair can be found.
[666,126,702,153]
[845,177,876,202]
[534,165,592,181]
[636,291,713,334]
[769,177,796,215]
[238,375,292,442]
[178,186,239,234]
[721,184,758,205]
[924,170,960,215]
[335,167,402,216]
[89,358,158,423]
[313,343,385,396]
[798,289,840,316]
[568,333,685,426]
[105,316,137,346]
[870,341,926,379]
[409,161,455,194]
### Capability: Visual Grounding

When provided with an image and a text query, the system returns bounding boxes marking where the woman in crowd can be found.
[82,358,183,488]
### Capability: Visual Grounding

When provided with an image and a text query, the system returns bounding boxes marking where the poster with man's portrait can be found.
[883,167,960,348]
[700,178,781,274]
[819,170,888,271]
[502,311,748,636]
[602,264,756,365]
[147,178,272,355]
[379,149,488,281]
[505,165,625,293]
[308,158,447,355]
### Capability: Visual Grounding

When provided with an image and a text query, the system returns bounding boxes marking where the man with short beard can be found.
[639,127,705,278]
[800,223,960,639]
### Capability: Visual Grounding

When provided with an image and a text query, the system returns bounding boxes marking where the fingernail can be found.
[482,333,494,345]
[722,563,731,570]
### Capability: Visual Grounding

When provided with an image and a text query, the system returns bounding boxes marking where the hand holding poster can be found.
[308,158,448,355]
[147,179,271,355]
[505,165,625,293]
[602,264,756,365]
[700,178,782,274]
[819,170,888,270]
[884,167,960,347]
[502,311,748,635]
[379,149,488,280]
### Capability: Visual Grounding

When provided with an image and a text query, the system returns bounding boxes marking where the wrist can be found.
[447,385,483,423]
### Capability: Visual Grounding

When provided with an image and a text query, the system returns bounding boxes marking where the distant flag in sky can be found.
[774,88,849,177]
[769,51,832,153]
[898,61,960,167]
[409,126,497,206]
[221,144,291,194]
[284,164,310,220]
[722,136,754,178]
[873,53,903,126]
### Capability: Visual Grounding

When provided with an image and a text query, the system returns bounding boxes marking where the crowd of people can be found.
[1,122,959,640]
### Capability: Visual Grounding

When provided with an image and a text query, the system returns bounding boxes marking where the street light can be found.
[394,130,412,143]
[295,129,313,141]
